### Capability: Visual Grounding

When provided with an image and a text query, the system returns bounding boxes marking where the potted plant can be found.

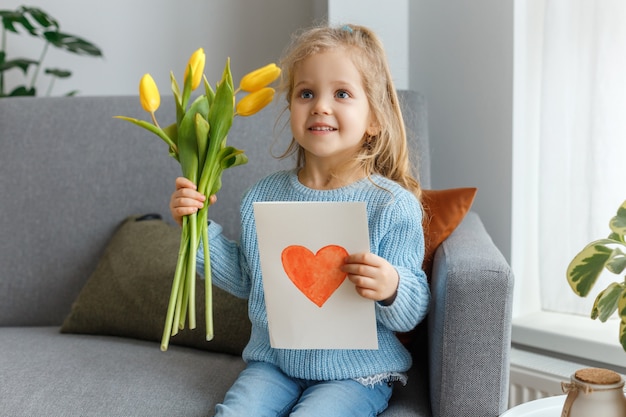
[0,6,102,97]
[566,200,626,351]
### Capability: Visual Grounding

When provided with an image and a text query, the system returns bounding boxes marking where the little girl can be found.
[170,23,430,417]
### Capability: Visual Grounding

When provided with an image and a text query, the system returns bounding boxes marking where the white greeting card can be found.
[253,201,378,349]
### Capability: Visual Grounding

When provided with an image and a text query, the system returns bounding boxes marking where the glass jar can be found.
[561,368,626,417]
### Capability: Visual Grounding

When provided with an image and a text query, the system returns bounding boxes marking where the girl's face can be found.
[289,49,376,167]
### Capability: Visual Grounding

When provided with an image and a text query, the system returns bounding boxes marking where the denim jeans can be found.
[213,361,393,417]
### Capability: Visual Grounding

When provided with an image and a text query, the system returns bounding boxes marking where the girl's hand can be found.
[169,177,216,227]
[342,253,399,305]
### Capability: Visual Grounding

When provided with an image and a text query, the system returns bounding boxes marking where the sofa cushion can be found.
[1,327,245,417]
[60,215,251,356]
[421,187,477,279]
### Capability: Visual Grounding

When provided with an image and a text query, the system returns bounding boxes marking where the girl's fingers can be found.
[175,176,197,190]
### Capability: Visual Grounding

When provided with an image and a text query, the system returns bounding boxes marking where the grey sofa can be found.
[0,92,514,417]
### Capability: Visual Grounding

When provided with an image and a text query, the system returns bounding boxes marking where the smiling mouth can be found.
[309,126,337,131]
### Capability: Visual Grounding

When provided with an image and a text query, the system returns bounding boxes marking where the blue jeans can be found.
[214,361,393,417]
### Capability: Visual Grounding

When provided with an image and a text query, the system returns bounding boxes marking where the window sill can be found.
[512,311,626,371]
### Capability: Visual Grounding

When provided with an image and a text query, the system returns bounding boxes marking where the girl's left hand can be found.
[342,253,399,305]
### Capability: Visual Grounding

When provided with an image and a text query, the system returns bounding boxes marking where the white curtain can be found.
[515,0,626,316]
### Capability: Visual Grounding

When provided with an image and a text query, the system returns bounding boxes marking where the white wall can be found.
[2,0,315,96]
[2,0,514,260]
[325,0,409,89]
[409,0,514,260]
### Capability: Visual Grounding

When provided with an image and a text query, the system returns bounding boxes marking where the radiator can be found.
[508,348,588,408]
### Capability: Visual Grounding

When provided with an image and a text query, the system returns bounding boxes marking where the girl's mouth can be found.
[309,125,337,131]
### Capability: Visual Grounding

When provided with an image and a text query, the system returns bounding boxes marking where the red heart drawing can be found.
[281,245,349,307]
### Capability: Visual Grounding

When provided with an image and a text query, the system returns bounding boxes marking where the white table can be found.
[500,395,566,416]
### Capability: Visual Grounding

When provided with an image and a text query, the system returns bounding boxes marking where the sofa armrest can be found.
[427,212,514,417]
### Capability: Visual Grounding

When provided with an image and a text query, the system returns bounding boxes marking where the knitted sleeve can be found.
[195,221,252,299]
[373,192,430,332]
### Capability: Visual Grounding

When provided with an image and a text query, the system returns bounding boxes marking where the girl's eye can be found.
[299,90,313,99]
[336,90,350,99]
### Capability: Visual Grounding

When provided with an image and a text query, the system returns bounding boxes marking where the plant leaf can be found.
[169,71,185,125]
[203,75,215,107]
[566,239,617,296]
[8,85,35,96]
[42,31,102,57]
[113,116,177,158]
[218,146,248,170]
[0,9,46,36]
[22,6,59,31]
[616,280,626,353]
[610,200,626,237]
[194,113,210,169]
[178,96,209,182]
[44,68,71,78]
[591,282,625,322]
[605,247,626,275]
[619,320,626,351]
[207,59,234,157]
[0,58,38,74]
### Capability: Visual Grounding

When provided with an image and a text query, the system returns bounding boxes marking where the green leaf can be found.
[207,59,234,157]
[194,113,210,168]
[162,123,179,159]
[43,31,102,57]
[113,116,177,158]
[22,7,59,31]
[44,68,71,78]
[169,71,185,124]
[178,96,209,181]
[591,282,625,321]
[203,75,215,107]
[8,85,35,96]
[618,287,626,317]
[605,247,626,275]
[616,292,626,353]
[0,7,56,36]
[0,58,38,74]
[210,174,222,197]
[218,146,248,170]
[180,64,194,112]
[566,239,617,296]
[610,200,626,237]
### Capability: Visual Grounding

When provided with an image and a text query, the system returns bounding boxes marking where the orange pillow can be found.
[420,187,477,280]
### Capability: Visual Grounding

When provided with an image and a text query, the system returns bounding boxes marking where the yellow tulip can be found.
[139,73,160,113]
[184,48,206,90]
[239,63,281,92]
[236,87,275,116]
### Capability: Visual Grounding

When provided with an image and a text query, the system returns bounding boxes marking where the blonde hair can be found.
[278,23,421,200]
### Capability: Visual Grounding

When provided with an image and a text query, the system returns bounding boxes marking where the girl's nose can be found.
[311,96,332,115]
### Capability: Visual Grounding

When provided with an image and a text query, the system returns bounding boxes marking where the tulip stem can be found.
[150,111,161,129]
[161,219,190,351]
[202,217,214,341]
[187,212,198,330]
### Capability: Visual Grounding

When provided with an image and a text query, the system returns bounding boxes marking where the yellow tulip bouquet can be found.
[116,49,280,351]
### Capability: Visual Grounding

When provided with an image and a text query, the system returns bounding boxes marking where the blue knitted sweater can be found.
[197,169,430,381]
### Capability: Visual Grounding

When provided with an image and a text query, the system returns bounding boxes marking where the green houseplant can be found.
[566,200,626,351]
[0,5,102,97]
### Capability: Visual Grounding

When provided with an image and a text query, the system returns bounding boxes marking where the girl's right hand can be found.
[169,177,215,226]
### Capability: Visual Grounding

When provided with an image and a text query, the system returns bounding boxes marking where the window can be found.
[512,0,626,367]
